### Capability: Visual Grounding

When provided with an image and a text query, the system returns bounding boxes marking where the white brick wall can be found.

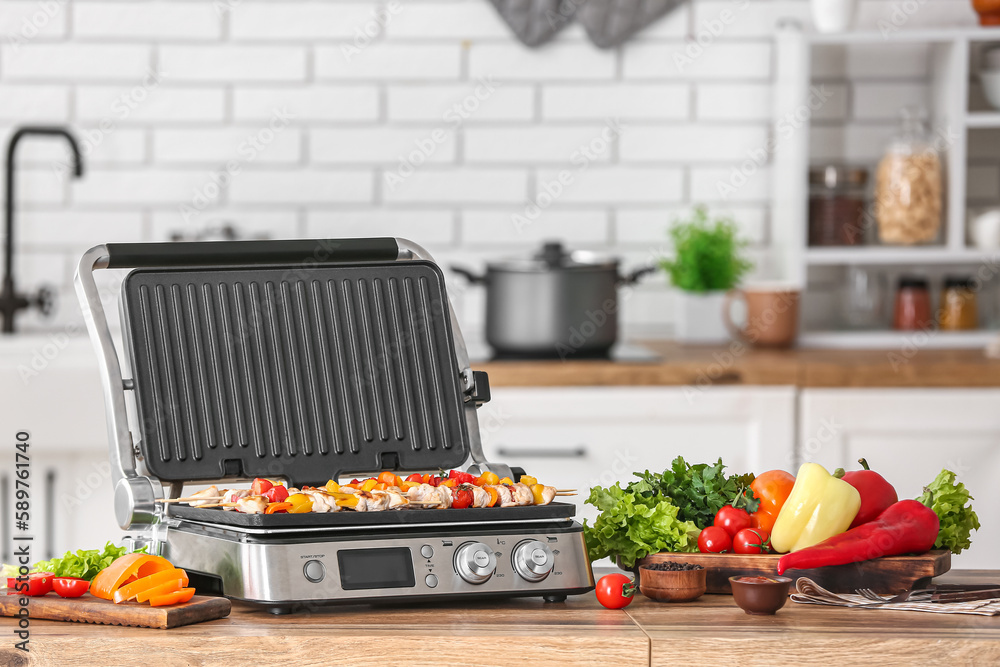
[0,0,979,338]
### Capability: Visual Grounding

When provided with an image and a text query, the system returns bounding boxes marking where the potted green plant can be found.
[660,207,753,343]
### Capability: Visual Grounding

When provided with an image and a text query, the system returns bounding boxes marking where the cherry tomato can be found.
[6,572,54,597]
[265,485,289,504]
[52,577,89,598]
[714,505,752,538]
[405,473,423,483]
[732,528,771,555]
[251,478,273,495]
[698,526,733,553]
[451,487,474,509]
[595,573,636,609]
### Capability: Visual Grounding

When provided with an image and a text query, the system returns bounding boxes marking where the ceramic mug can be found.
[723,284,801,348]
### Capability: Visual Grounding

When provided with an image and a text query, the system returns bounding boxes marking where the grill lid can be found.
[120,260,470,486]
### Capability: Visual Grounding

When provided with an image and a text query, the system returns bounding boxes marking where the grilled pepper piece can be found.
[770,463,861,553]
[777,500,939,574]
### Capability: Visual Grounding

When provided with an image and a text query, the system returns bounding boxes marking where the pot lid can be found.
[488,241,619,272]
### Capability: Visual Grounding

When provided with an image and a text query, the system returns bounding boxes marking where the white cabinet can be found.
[480,386,798,527]
[800,389,1000,569]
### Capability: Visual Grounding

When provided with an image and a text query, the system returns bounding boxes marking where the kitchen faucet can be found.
[2,126,84,334]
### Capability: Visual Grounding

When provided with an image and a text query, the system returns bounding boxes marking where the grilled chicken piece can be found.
[383,489,409,509]
[235,495,268,514]
[187,486,220,507]
[222,489,250,511]
[511,483,534,506]
[470,485,490,508]
[492,484,515,507]
[299,489,338,513]
[354,491,393,512]
[539,486,557,505]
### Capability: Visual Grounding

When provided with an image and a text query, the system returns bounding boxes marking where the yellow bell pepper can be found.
[287,493,313,514]
[519,475,538,486]
[770,463,861,553]
[325,480,340,494]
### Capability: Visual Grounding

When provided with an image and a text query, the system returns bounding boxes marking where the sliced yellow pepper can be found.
[520,475,538,486]
[529,483,545,505]
[478,471,500,486]
[287,493,313,514]
[770,462,861,553]
[360,478,378,492]
[499,477,514,486]
[325,480,340,494]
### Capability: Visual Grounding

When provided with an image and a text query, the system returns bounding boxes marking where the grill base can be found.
[159,517,595,607]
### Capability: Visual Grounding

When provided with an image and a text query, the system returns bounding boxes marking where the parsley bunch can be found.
[634,456,758,529]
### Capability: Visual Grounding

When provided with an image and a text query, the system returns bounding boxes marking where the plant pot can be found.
[973,0,1000,25]
[673,290,729,344]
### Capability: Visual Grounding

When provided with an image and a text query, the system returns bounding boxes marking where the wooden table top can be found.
[4,570,998,666]
[478,341,1000,389]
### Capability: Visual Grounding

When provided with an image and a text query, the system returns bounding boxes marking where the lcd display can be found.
[337,547,415,590]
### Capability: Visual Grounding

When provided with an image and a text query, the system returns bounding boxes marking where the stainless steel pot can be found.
[452,242,655,358]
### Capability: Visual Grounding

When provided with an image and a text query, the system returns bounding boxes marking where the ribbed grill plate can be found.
[121,262,468,485]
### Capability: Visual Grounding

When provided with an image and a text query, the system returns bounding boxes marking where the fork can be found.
[854,588,933,604]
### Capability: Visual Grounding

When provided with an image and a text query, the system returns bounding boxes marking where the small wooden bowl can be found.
[729,575,793,615]
[638,567,707,602]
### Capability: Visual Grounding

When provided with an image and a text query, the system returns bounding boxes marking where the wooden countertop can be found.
[6,570,998,665]
[478,342,1000,389]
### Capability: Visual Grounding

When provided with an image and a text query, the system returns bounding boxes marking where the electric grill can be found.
[75,238,594,613]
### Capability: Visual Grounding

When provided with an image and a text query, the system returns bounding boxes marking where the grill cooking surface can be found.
[121,261,469,486]
[169,502,576,527]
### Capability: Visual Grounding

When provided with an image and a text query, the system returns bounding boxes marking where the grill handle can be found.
[105,238,401,269]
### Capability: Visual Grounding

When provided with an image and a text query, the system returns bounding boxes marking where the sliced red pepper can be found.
[405,473,423,483]
[251,478,274,495]
[265,485,289,504]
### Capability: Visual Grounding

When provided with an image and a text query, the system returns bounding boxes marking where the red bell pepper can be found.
[777,499,939,574]
[839,458,898,529]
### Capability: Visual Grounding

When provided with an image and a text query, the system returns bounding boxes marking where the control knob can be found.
[454,542,496,584]
[512,540,554,582]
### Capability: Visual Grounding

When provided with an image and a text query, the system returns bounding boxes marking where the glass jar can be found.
[840,266,886,329]
[893,276,932,331]
[874,107,943,245]
[808,166,868,246]
[939,276,978,330]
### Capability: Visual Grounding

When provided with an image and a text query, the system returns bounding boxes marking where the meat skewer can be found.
[163,470,570,515]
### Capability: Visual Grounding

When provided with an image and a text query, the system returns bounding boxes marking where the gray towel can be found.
[487,0,580,47]
[577,0,685,49]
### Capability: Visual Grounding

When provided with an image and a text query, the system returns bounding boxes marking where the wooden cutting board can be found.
[636,550,951,595]
[0,593,231,629]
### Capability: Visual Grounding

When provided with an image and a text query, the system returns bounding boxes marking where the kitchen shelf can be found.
[799,329,998,350]
[806,27,1000,45]
[806,246,1000,265]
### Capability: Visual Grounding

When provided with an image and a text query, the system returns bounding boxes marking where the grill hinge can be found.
[462,369,491,407]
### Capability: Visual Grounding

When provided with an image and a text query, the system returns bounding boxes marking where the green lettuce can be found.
[30,542,140,581]
[583,483,700,568]
[917,470,981,555]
